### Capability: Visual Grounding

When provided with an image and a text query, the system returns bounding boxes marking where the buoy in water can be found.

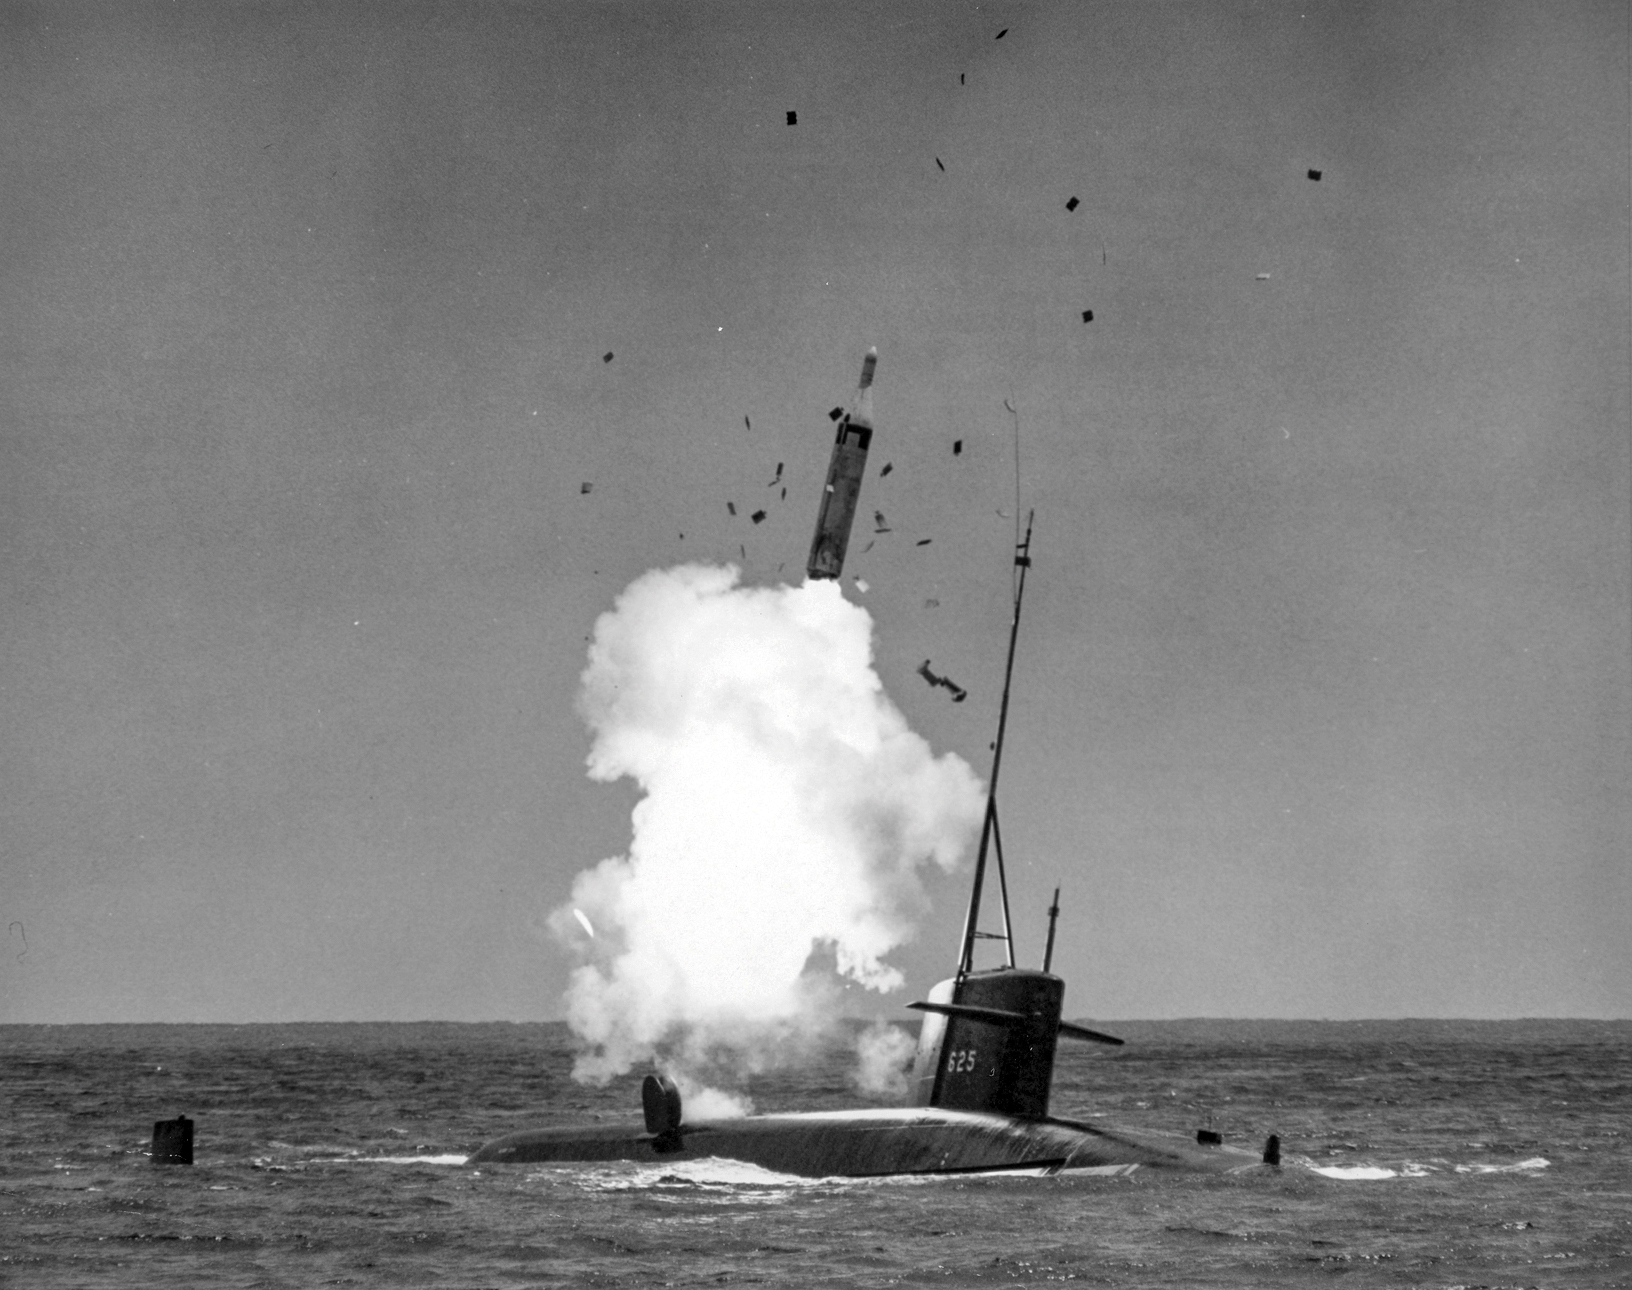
[152,1115,194,1165]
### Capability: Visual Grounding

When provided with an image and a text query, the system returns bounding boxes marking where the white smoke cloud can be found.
[553,564,983,1090]
[851,1021,918,1100]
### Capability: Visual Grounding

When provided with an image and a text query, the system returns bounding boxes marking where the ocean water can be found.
[3,1019,1628,1288]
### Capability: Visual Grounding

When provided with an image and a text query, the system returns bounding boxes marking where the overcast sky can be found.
[4,1,1627,1023]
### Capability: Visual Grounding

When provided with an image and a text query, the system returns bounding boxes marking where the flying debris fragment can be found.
[1082,310,1094,322]
[917,659,968,703]
[873,510,891,533]
[1065,196,1079,212]
[787,111,797,125]
[853,576,869,593]
[581,482,593,494]
[1255,273,1271,281]
[745,415,751,429]
[1307,169,1322,181]
[953,440,963,456]
[828,407,844,421]
[781,487,786,499]
[727,501,737,516]
[936,157,945,171]
[916,539,932,546]
[862,540,875,553]
[925,598,940,608]
[960,72,965,84]
[572,908,595,938]
[768,462,783,485]
[751,510,766,524]
[995,27,1008,39]
[880,462,893,477]
[603,352,614,363]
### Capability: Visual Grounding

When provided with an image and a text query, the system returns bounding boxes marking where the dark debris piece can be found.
[829,406,844,421]
[768,462,783,485]
[873,510,891,533]
[745,415,751,429]
[787,111,797,125]
[916,539,931,546]
[953,439,963,456]
[603,352,614,362]
[780,487,786,500]
[936,157,945,172]
[880,462,893,477]
[581,482,593,494]
[1307,169,1321,181]
[925,598,940,608]
[1066,196,1079,212]
[751,510,766,524]
[1082,310,1094,322]
[917,659,968,703]
[727,501,737,516]
[995,27,1008,39]
[862,540,875,553]
[961,73,965,84]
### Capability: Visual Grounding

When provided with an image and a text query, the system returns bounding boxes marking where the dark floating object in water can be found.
[936,157,945,171]
[995,27,1008,39]
[880,462,893,476]
[787,110,797,125]
[1065,196,1079,212]
[1263,1134,1282,1165]
[751,510,766,524]
[917,658,968,702]
[603,352,613,362]
[1082,310,1094,322]
[580,482,593,494]
[152,1115,193,1166]
[1307,169,1321,181]
[727,501,737,516]
[916,539,932,546]
[953,439,963,455]
[828,406,844,421]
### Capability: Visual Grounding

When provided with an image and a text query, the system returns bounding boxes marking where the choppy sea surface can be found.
[3,1019,1628,1288]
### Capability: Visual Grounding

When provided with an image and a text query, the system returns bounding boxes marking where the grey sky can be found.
[3,1,1627,1022]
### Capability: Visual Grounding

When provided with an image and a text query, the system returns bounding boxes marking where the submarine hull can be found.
[469,1107,1264,1177]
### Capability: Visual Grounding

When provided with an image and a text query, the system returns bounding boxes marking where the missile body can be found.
[806,348,877,580]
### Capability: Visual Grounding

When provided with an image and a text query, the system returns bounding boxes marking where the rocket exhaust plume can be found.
[552,564,984,1098]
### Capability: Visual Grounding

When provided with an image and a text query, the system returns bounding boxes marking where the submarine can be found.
[472,362,1279,1178]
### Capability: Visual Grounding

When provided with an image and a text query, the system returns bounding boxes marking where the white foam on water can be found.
[317,1154,471,1166]
[1308,1156,1549,1180]
[1308,1164,1400,1179]
[1455,1157,1550,1174]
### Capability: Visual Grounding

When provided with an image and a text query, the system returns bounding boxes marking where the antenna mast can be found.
[957,511,1034,977]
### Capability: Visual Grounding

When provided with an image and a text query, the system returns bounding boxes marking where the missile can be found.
[806,348,877,580]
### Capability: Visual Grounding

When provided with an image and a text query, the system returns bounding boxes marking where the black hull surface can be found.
[469,1107,1264,1177]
